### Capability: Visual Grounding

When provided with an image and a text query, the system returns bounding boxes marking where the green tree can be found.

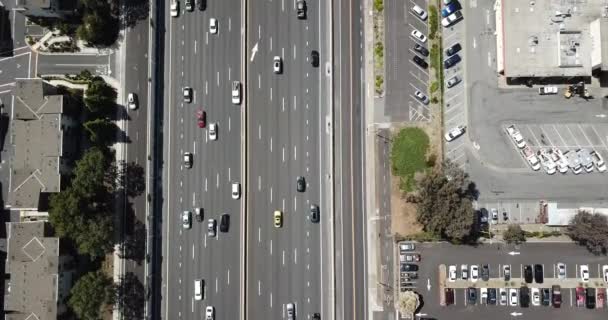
[76,216,115,258]
[115,272,145,320]
[72,147,116,199]
[84,118,117,145]
[503,224,527,244]
[68,271,115,320]
[118,161,146,197]
[84,77,117,114]
[49,189,85,238]
[415,161,477,243]
[77,9,119,47]
[567,211,608,255]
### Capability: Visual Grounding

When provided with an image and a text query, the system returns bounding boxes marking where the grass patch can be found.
[430,81,439,94]
[391,127,431,192]
[374,0,384,12]
[428,5,438,39]
[374,41,384,59]
[375,75,384,94]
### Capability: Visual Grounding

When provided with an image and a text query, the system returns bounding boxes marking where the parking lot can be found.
[397,242,608,320]
[384,0,430,121]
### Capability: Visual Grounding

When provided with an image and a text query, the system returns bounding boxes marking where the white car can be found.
[194,279,203,300]
[506,125,526,149]
[499,288,507,305]
[557,262,566,279]
[538,86,558,95]
[522,146,541,171]
[411,29,427,43]
[509,288,518,306]
[170,1,179,17]
[273,56,282,74]
[127,93,138,110]
[580,265,589,282]
[414,90,429,105]
[182,211,191,229]
[550,149,569,173]
[411,5,428,20]
[470,265,479,282]
[538,149,557,175]
[461,264,468,280]
[209,18,218,34]
[531,288,540,306]
[444,125,465,142]
[232,81,241,104]
[448,265,457,282]
[205,306,214,320]
[603,265,608,283]
[208,123,217,141]
[480,288,488,304]
[232,182,241,200]
[441,11,463,27]
[591,150,607,172]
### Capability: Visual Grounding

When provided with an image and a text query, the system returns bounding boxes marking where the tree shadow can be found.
[122,0,149,29]
[116,272,145,320]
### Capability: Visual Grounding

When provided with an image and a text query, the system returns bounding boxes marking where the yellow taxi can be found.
[274,210,283,228]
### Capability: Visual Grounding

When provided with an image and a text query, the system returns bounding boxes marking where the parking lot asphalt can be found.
[440,0,608,202]
[384,0,430,122]
[400,242,608,320]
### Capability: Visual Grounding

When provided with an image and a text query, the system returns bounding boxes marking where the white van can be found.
[232,182,241,199]
[194,279,203,300]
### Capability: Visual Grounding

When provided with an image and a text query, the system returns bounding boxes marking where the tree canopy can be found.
[503,224,527,244]
[415,161,477,243]
[68,271,115,320]
[76,7,119,47]
[115,272,145,320]
[84,77,117,114]
[567,211,608,255]
[84,118,118,145]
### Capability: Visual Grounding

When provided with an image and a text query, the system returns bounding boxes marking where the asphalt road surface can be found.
[245,0,326,318]
[332,0,366,318]
[161,0,243,319]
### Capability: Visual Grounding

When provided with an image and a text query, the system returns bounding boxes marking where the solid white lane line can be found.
[270,137,273,152]
[270,240,273,255]
[258,74,261,88]
[217,71,220,86]
[229,116,231,132]
[258,176,261,190]
[229,67,231,81]
[282,97,285,111]
[259,125,262,139]
[282,198,285,211]
[227,269,230,285]
[192,244,195,260]
[294,145,297,160]
[258,227,261,242]
[270,187,273,203]
[205,178,208,192]
[258,280,261,295]
[216,173,219,188]
[270,87,273,101]
[294,248,297,264]
[228,167,231,181]
[282,250,285,265]
[215,278,218,293]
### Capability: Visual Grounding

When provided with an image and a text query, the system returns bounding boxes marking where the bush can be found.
[391,127,430,192]
[567,211,608,255]
[428,5,438,39]
[503,224,526,244]
[399,232,441,242]
[430,81,439,94]
[374,0,384,12]
[374,41,384,60]
[375,75,384,94]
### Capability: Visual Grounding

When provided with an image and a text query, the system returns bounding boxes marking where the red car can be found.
[576,287,585,307]
[597,288,605,309]
[196,110,206,128]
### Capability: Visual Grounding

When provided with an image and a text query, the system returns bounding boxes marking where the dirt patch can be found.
[390,173,423,237]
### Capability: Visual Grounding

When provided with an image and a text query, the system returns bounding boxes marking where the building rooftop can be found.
[501,0,608,78]
[4,222,60,320]
[8,79,64,210]
[16,0,52,10]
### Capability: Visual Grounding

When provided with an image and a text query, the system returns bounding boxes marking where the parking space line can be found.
[577,124,596,148]
[409,82,426,93]
[551,124,568,147]
[408,71,428,85]
[446,142,465,154]
[538,125,556,147]
[590,125,608,149]
[565,125,582,147]
[445,91,463,104]
[443,31,460,43]
[524,125,541,147]
[445,103,462,115]
[409,60,430,75]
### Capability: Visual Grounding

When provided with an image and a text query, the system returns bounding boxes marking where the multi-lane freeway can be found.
[161,0,243,319]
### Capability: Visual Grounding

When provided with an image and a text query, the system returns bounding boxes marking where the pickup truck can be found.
[538,86,558,95]
[522,146,541,171]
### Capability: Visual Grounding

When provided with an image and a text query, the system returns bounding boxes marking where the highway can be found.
[161,0,243,319]
[245,0,330,319]
[332,0,367,319]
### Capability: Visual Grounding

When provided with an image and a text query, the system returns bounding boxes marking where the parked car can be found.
[586,288,596,309]
[580,265,590,282]
[441,11,463,27]
[414,44,429,56]
[401,264,419,272]
[552,285,562,308]
[506,124,526,149]
[576,287,585,307]
[503,265,511,281]
[591,150,607,172]
[538,86,558,95]
[520,287,530,308]
[541,288,551,306]
[531,288,540,306]
[509,288,518,306]
[414,90,430,104]
[399,242,415,252]
[441,1,461,17]
[445,43,462,56]
[448,265,457,282]
[597,288,605,308]
[470,265,479,282]
[461,264,468,280]
[411,4,428,20]
[522,146,541,171]
[446,75,461,88]
[443,54,461,69]
[488,288,497,305]
[444,125,465,142]
[480,288,488,304]
[481,264,490,281]
[445,288,455,305]
[490,208,498,224]
[534,264,544,283]
[499,288,508,305]
[467,287,477,305]
[603,265,608,283]
[412,55,428,69]
[411,29,427,43]
[523,265,533,283]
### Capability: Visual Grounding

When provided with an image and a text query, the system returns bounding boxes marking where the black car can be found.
[220,213,230,232]
[523,265,533,283]
[488,288,497,305]
[467,287,477,305]
[445,288,454,305]
[297,176,306,192]
[504,265,511,281]
[312,313,320,320]
[414,44,429,57]
[541,288,551,306]
[185,0,193,11]
[310,204,320,223]
[445,43,462,56]
[296,0,307,19]
[586,288,596,309]
[481,264,490,281]
[534,264,544,283]
[401,264,419,272]
[311,50,320,67]
[444,54,461,69]
[413,55,428,69]
[197,0,206,10]
[520,287,530,308]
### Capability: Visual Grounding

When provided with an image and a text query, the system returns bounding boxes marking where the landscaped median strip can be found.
[373,0,385,95]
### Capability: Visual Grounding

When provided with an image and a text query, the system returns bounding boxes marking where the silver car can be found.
[182,211,191,229]
[557,262,566,279]
[446,75,461,88]
[207,219,217,237]
[286,303,295,320]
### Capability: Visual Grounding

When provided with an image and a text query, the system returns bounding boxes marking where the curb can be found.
[240,0,248,317]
